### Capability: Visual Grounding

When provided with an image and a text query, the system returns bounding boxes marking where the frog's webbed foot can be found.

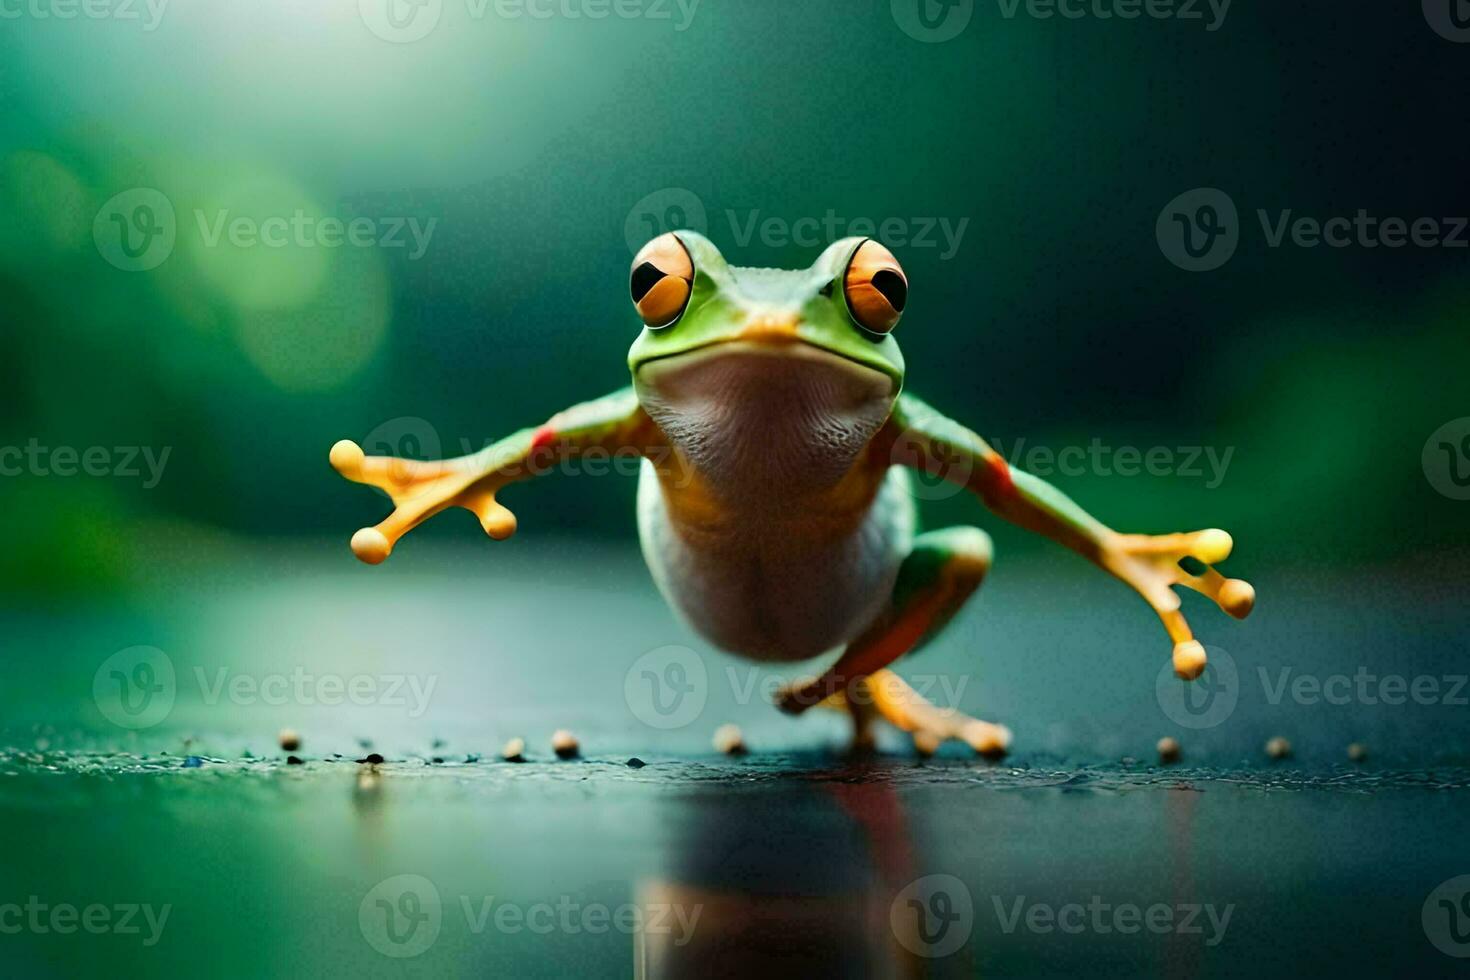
[862,670,1012,759]
[1101,528,1255,679]
[797,671,1012,759]
[328,440,518,564]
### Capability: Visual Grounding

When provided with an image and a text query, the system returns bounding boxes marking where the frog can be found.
[328,231,1255,757]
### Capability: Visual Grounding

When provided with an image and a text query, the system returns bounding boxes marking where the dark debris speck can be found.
[626,757,646,769]
[286,756,305,765]
[358,753,385,765]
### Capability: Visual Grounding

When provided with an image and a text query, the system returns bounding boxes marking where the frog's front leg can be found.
[329,387,659,563]
[887,392,1256,681]
[777,526,1013,758]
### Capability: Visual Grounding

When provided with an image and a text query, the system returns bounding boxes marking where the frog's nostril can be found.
[740,312,801,341]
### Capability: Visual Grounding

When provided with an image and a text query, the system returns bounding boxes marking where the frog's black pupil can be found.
[871,270,907,312]
[631,262,666,303]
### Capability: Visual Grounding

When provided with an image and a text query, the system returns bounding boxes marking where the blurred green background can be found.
[2,0,1466,590]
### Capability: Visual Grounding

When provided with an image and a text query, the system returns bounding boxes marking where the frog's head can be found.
[627,232,908,495]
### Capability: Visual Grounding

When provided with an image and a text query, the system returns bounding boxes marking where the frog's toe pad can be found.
[1218,578,1256,619]
[1173,640,1208,680]
[961,720,1012,760]
[350,527,392,565]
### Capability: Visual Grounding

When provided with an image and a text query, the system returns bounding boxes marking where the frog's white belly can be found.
[636,460,916,663]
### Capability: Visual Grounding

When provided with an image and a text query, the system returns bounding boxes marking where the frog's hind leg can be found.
[778,526,1012,759]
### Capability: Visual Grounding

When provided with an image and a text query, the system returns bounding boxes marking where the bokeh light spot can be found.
[233,244,390,391]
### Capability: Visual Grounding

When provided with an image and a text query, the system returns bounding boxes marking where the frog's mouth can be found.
[635,337,896,402]
[633,309,903,392]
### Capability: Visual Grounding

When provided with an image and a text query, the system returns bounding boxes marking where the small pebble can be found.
[465,754,481,764]
[1265,736,1292,760]
[712,723,747,756]
[359,752,385,765]
[278,729,301,752]
[1156,736,1181,765]
[551,729,580,760]
[626,757,646,768]
[502,737,526,763]
[182,756,204,768]
[286,755,304,766]
[1347,742,1368,763]
[431,757,445,764]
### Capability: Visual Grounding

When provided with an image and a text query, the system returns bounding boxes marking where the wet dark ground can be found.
[3,751,1469,978]
[3,541,1469,977]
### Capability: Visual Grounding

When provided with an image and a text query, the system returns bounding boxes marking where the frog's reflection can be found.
[633,768,966,979]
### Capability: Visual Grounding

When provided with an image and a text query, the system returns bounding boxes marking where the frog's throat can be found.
[634,340,897,503]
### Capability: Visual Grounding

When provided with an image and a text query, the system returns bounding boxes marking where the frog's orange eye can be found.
[843,239,906,335]
[630,233,694,328]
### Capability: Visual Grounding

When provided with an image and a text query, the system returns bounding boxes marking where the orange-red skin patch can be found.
[981,453,1015,498]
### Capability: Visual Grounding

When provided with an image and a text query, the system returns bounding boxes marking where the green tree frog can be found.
[329,232,1255,756]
